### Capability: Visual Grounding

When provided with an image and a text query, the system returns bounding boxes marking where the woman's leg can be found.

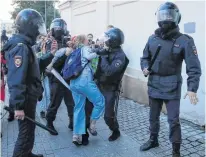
[44,76,50,110]
[81,81,105,135]
[83,81,105,120]
[72,90,86,135]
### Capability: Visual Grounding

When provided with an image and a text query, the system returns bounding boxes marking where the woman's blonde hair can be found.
[74,34,87,47]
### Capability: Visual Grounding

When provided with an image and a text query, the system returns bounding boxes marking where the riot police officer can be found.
[46,18,74,135]
[3,9,56,157]
[85,28,129,143]
[140,2,201,157]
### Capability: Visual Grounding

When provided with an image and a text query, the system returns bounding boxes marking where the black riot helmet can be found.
[104,27,124,49]
[15,9,47,42]
[156,2,181,29]
[50,18,68,41]
[2,30,6,36]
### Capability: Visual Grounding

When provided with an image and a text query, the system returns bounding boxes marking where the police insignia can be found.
[14,56,22,67]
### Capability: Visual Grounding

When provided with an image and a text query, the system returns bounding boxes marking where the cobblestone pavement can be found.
[118,97,206,157]
[1,97,205,157]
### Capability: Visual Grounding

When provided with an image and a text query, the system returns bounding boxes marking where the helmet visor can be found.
[102,33,110,43]
[50,21,61,29]
[31,15,47,37]
[156,9,179,23]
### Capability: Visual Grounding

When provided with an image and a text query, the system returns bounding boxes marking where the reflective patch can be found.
[14,56,22,67]
[174,44,180,47]
[115,60,122,68]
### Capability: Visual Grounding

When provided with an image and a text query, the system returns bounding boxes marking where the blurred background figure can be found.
[0,30,13,122]
[1,30,8,49]
[95,38,104,49]
[87,33,95,47]
[36,36,51,118]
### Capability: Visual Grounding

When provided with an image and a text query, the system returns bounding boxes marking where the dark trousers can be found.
[149,97,182,143]
[9,103,15,116]
[86,86,120,131]
[46,81,74,122]
[13,95,37,157]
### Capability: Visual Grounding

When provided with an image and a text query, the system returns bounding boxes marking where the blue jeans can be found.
[70,73,105,135]
[38,76,50,111]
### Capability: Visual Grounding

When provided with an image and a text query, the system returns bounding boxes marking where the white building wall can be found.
[59,0,205,125]
[175,1,205,125]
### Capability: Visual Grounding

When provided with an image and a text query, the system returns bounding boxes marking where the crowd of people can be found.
[1,7,129,157]
[0,2,202,157]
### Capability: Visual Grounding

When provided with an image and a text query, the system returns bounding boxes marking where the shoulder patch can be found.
[114,59,123,68]
[14,55,22,67]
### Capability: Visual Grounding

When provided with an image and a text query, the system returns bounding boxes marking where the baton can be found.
[50,68,71,90]
[3,106,57,134]
[144,44,162,77]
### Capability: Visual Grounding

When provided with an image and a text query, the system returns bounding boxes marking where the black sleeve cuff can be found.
[15,104,24,111]
[187,87,197,93]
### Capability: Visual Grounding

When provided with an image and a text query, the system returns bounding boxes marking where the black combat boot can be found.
[7,112,14,122]
[140,135,159,151]
[82,131,90,146]
[109,129,121,141]
[28,152,43,157]
[46,121,58,135]
[172,143,181,157]
[68,116,73,131]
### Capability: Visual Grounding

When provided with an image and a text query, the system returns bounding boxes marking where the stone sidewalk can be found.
[1,97,205,157]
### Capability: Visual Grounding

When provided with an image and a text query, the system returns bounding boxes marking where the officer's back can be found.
[4,9,51,157]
